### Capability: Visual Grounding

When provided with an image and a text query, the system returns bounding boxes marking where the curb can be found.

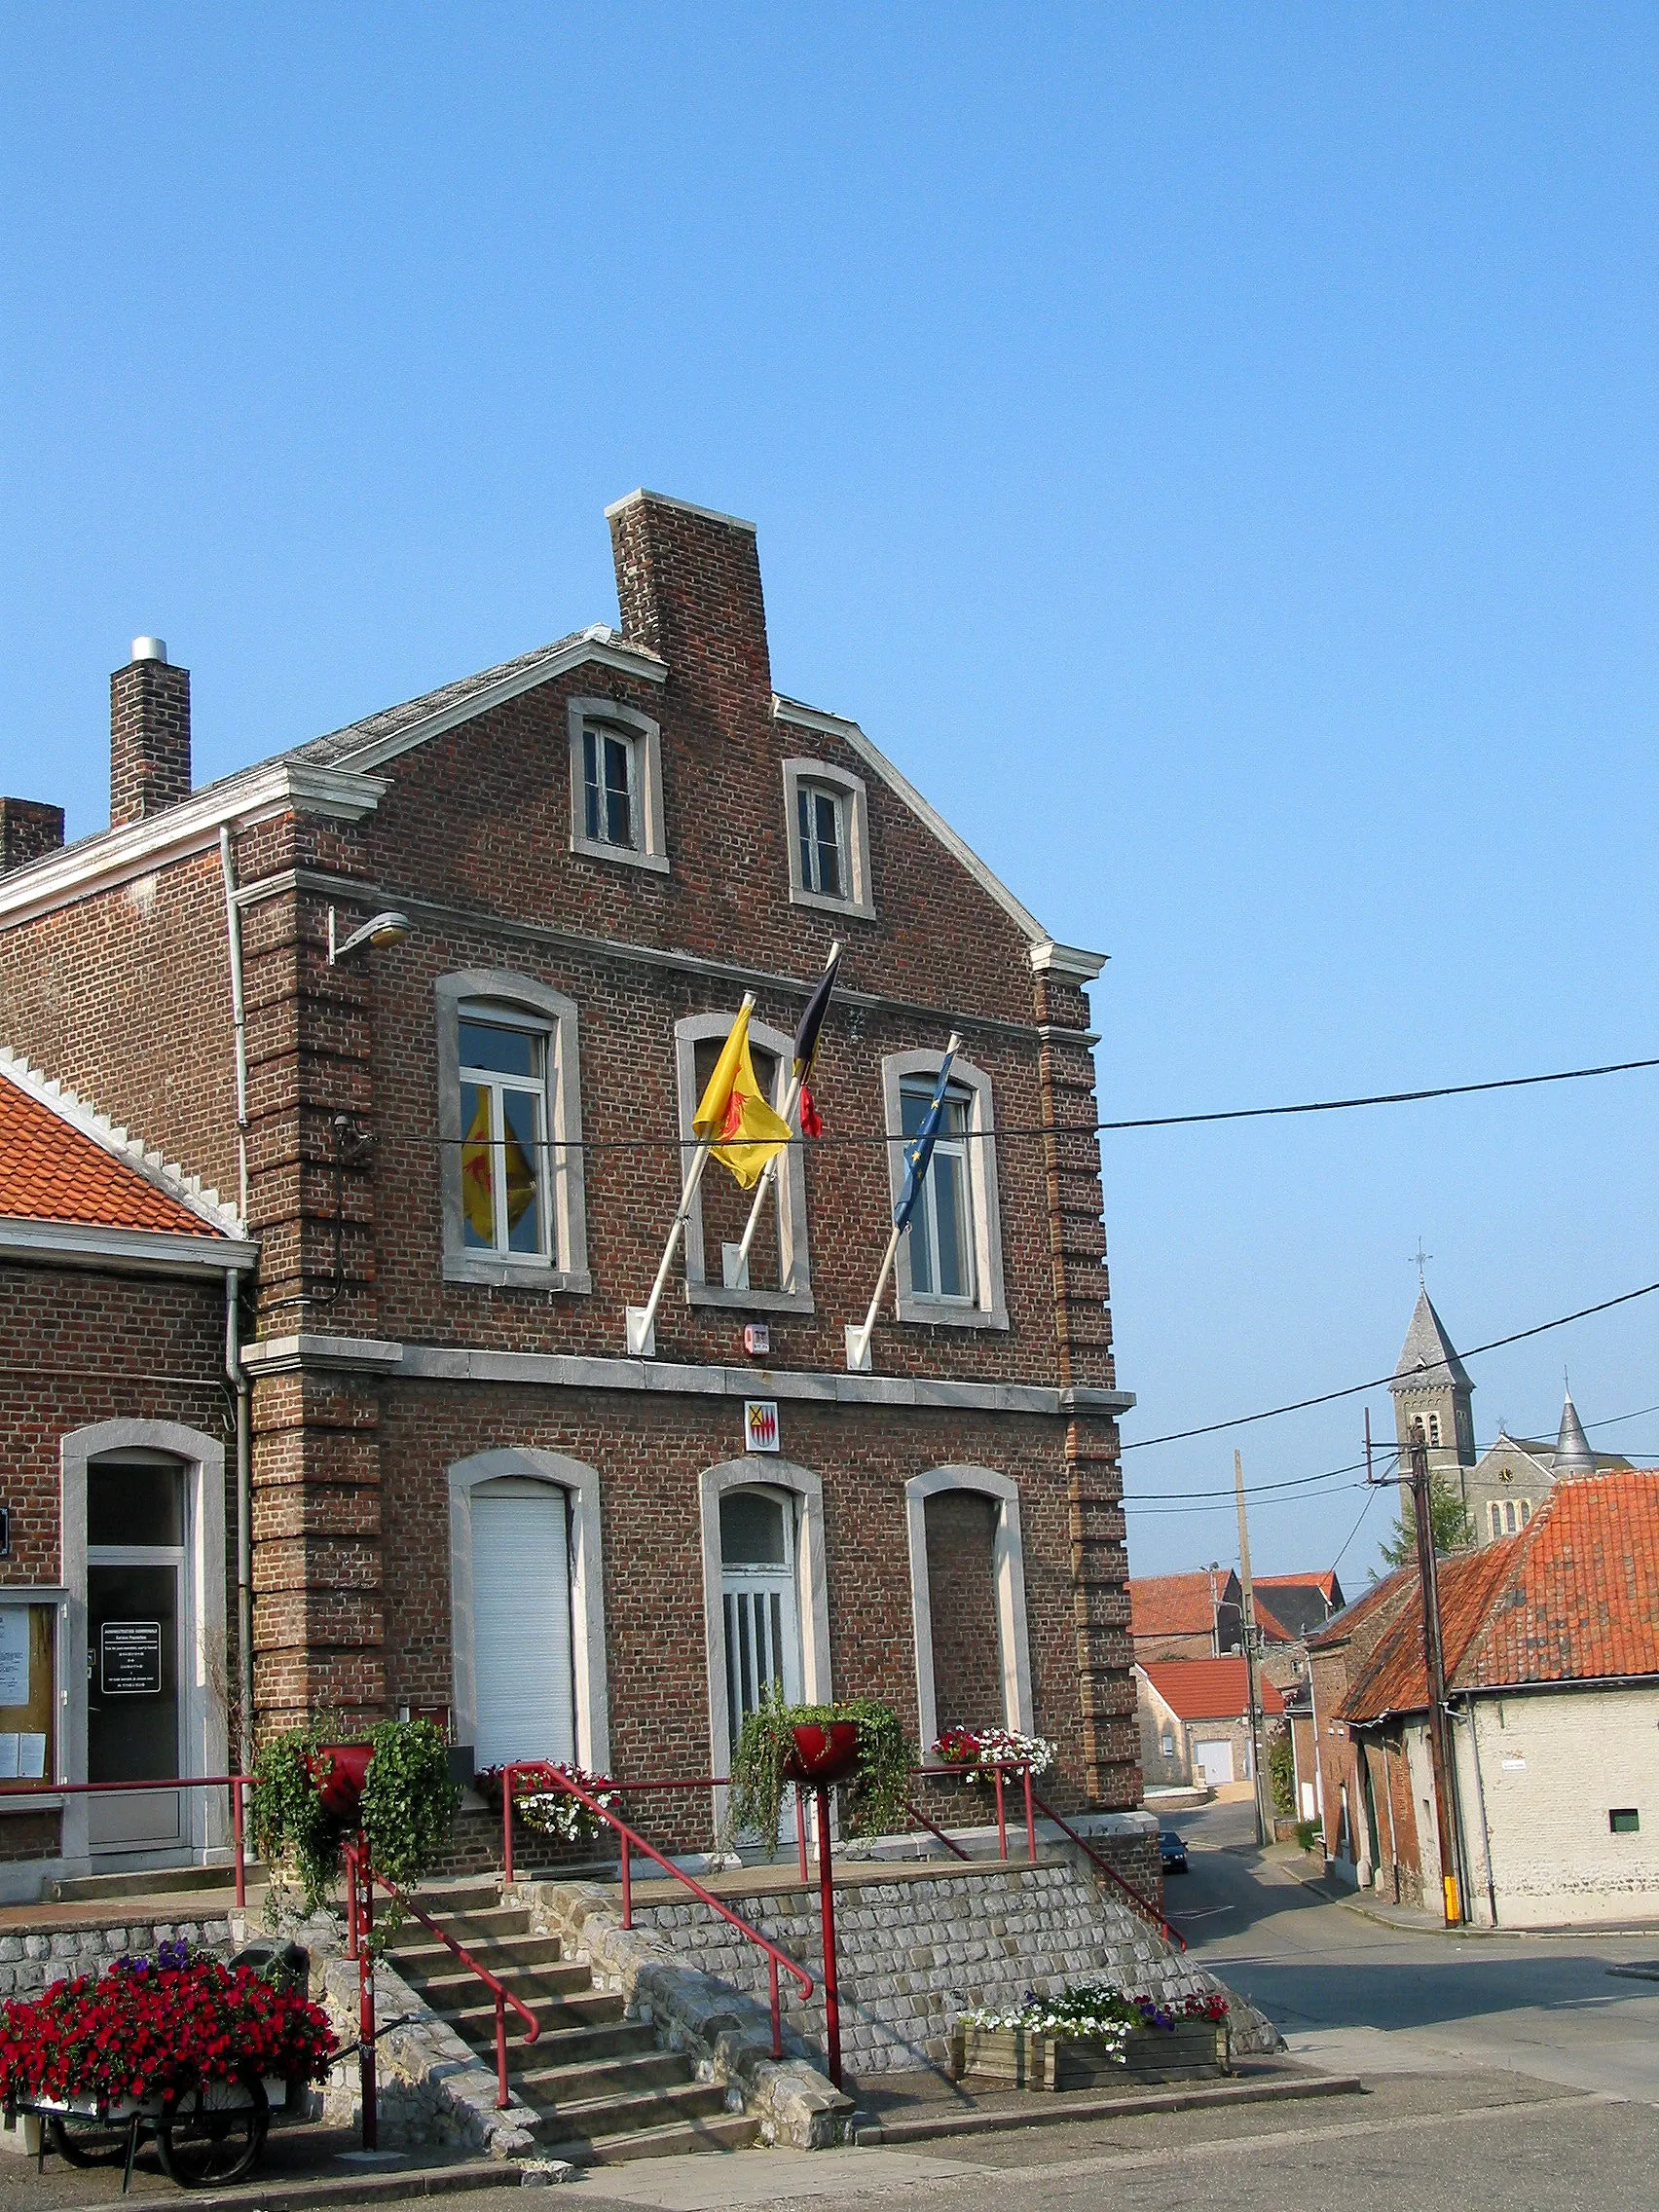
[57,2158,519,2212]
[851,2070,1366,2145]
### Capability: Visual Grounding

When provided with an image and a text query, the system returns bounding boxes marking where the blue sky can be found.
[3,6,1655,1582]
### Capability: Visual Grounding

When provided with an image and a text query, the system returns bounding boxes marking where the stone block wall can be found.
[0,1912,234,2003]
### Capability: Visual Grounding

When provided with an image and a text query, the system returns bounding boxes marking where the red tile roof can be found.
[1257,1569,1341,1602]
[0,1072,217,1236]
[1139,1657,1286,1721]
[1337,1470,1659,1721]
[1129,1573,1223,1640]
[1253,1596,1296,1642]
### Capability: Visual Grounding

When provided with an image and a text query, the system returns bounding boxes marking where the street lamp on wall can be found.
[328,908,413,964]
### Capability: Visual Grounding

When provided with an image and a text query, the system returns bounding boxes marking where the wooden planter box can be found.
[953,2019,1230,2089]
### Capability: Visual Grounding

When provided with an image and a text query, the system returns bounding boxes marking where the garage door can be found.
[1194,1738,1235,1787]
[471,1478,575,1770]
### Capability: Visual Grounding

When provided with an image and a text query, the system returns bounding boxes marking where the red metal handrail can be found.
[349,1844,539,2114]
[500,1762,814,2059]
[1028,1786,1186,1950]
[0,1774,250,1907]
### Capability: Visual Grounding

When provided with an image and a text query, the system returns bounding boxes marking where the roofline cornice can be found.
[0,762,388,931]
[0,1219,257,1277]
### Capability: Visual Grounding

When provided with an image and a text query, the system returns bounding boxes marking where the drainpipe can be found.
[1452,1699,1499,1927]
[225,1271,254,1771]
[219,827,255,1765]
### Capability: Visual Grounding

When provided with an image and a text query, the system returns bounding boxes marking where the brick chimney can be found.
[110,637,191,829]
[606,492,771,728]
[0,797,65,876]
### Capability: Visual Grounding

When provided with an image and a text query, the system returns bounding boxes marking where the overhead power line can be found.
[406,1047,1659,1151]
[1121,1277,1659,1453]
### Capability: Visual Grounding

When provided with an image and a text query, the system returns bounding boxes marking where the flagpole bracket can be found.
[625,1307,657,1358]
[844,1326,873,1375]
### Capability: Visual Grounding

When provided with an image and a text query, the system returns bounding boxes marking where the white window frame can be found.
[436,972,590,1293]
[904,1466,1033,1756]
[674,1011,813,1314]
[57,1420,229,1878]
[781,758,875,919]
[700,1457,830,1839]
[458,1011,555,1267]
[880,1049,1008,1331]
[447,1449,610,1775]
[568,697,668,872]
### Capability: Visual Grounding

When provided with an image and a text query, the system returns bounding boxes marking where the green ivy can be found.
[251,1714,460,1928]
[727,1688,914,1848]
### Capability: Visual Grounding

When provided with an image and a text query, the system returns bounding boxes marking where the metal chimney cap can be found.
[130,637,168,664]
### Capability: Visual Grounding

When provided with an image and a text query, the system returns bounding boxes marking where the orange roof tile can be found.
[1129,1573,1225,1639]
[1140,1657,1285,1721]
[0,1073,217,1236]
[1337,1471,1659,1720]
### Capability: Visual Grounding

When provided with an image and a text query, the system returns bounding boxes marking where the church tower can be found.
[1390,1285,1477,1476]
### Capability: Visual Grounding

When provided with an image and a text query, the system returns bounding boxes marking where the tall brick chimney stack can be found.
[110,637,191,829]
[606,492,771,730]
[0,797,65,876]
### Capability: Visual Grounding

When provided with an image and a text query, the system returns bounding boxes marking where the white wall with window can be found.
[780,758,874,919]
[699,1458,830,1830]
[903,1466,1033,1754]
[447,1450,609,1776]
[880,1049,1008,1330]
[435,972,590,1292]
[674,1012,813,1313]
[568,697,668,872]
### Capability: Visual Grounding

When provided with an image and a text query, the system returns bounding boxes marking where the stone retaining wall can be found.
[0,1912,234,2002]
[530,1851,1278,2079]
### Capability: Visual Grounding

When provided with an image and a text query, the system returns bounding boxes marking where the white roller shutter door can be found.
[471,1479,575,1769]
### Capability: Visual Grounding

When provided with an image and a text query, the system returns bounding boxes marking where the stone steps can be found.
[383,1884,757,2166]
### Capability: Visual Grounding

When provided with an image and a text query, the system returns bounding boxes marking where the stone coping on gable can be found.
[238,1332,1135,1418]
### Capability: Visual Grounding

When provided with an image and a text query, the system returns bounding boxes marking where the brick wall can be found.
[923,1490,1003,1732]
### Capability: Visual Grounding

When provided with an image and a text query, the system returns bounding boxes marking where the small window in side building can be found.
[1161,1731,1174,1759]
[796,783,847,900]
[583,724,639,851]
[1610,1808,1640,1834]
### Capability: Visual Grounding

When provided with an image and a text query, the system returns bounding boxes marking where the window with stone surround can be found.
[568,697,668,872]
[781,758,874,918]
[879,1048,1008,1331]
[673,1011,813,1314]
[436,972,590,1292]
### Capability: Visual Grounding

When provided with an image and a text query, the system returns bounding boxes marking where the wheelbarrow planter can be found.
[11,2070,283,2190]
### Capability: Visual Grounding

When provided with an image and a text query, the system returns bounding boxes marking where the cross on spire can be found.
[1411,1238,1433,1283]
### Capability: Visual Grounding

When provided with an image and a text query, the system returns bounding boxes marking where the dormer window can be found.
[568,698,668,873]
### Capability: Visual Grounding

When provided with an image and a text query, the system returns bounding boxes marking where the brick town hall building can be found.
[0,493,1141,1900]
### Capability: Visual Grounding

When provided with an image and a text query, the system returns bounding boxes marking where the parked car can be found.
[1160,1828,1189,1873]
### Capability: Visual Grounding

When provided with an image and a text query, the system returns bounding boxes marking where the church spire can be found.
[1553,1382,1597,1477]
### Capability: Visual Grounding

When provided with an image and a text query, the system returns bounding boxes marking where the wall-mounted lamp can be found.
[328,908,413,965]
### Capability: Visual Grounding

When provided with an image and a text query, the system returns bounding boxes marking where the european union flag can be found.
[894,1046,959,1233]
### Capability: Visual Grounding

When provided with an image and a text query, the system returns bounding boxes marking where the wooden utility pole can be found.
[1408,1437,1462,1926]
[1234,1450,1271,1848]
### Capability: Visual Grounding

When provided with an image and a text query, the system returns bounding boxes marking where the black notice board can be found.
[100,1620,163,1697]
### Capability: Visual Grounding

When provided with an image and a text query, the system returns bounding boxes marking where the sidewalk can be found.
[1271,1844,1659,1940]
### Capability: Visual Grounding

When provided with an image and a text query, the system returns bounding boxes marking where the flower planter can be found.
[953,2019,1230,2089]
[783,1720,860,1788]
[308,1743,374,1824]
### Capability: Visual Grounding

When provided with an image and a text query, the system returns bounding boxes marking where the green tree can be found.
[1379,1473,1473,1568]
[1266,1723,1296,1819]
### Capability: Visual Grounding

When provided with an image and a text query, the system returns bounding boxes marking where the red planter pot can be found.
[309,1743,373,1824]
[784,1721,861,1788]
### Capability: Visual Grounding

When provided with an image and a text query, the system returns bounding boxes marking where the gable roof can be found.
[1391,1287,1473,1397]
[1336,1470,1659,1721]
[1252,1595,1297,1643]
[1253,1571,1346,1641]
[0,1048,241,1239]
[1129,1572,1228,1640]
[1139,1658,1285,1721]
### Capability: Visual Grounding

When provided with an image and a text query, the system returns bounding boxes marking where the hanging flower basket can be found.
[473,1763,618,1849]
[933,1726,1056,1785]
[308,1743,374,1825]
[783,1721,861,1788]
[953,1983,1230,2089]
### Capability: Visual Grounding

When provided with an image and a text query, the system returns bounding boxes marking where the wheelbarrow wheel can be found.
[157,2069,268,2189]
[46,2114,129,2167]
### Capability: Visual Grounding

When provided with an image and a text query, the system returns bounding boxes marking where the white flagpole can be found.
[730,940,842,1288]
[626,990,756,1355]
[845,1030,961,1374]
